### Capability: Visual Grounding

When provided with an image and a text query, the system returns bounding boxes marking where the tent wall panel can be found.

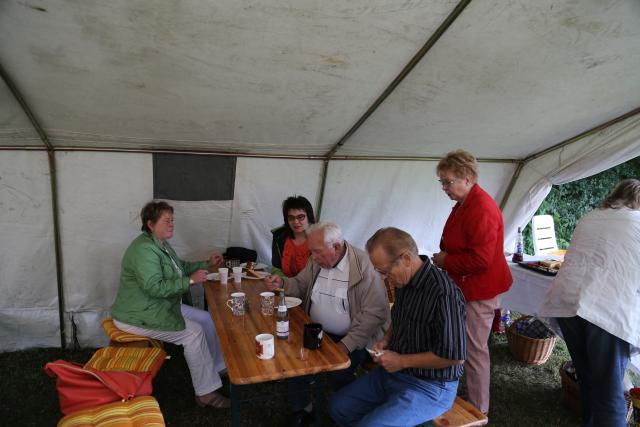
[321,160,516,253]
[229,157,324,265]
[0,151,58,350]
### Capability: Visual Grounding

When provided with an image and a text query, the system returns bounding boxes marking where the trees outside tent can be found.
[523,157,640,254]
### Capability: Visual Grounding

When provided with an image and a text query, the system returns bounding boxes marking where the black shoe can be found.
[287,409,314,427]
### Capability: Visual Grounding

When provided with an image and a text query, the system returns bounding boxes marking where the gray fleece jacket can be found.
[282,241,390,352]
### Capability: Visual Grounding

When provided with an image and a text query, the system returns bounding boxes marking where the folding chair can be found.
[531,215,559,255]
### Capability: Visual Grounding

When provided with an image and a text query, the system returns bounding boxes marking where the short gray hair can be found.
[307,222,344,247]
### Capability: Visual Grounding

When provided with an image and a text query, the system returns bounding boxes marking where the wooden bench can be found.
[432,396,488,427]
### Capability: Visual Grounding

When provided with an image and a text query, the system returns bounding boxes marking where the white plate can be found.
[206,272,220,281]
[285,297,302,308]
[243,270,269,280]
[240,262,268,271]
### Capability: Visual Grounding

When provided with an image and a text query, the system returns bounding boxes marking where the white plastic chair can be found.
[531,215,559,255]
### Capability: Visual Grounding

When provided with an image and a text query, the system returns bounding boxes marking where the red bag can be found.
[44,359,153,414]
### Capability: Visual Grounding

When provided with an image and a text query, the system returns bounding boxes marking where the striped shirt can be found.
[388,257,467,380]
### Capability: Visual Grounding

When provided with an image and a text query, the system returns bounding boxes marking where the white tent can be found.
[1,0,639,351]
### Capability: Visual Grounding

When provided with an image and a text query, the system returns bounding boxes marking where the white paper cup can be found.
[255,333,275,359]
[232,266,242,283]
[218,267,229,284]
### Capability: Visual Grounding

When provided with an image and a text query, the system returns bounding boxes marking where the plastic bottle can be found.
[276,290,289,340]
[501,309,512,331]
[512,227,524,263]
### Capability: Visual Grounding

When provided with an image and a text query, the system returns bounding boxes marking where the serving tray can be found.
[517,261,558,276]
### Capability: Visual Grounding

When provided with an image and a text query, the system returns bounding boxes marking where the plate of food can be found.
[285,296,302,308]
[517,260,562,276]
[240,262,268,271]
[243,270,269,280]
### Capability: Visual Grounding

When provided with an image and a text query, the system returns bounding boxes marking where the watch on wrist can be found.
[189,278,194,285]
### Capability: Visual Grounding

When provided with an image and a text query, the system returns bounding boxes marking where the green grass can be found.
[0,334,603,426]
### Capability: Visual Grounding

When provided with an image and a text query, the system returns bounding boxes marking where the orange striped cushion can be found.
[101,319,163,348]
[57,396,165,427]
[84,347,167,378]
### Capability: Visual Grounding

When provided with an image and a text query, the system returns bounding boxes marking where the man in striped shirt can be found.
[330,227,467,426]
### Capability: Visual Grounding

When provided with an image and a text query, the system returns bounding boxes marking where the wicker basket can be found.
[559,361,634,422]
[506,316,556,365]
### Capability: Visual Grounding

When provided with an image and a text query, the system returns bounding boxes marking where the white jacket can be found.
[539,207,640,347]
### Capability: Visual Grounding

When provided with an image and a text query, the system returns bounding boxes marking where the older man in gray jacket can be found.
[265,221,390,426]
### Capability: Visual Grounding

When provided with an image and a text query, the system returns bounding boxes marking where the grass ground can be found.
[1,331,604,427]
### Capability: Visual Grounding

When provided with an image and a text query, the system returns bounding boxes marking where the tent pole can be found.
[499,161,524,211]
[0,62,67,349]
[316,160,330,220]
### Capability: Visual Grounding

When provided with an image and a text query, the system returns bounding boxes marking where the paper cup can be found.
[255,333,275,360]
[232,266,242,283]
[218,267,228,284]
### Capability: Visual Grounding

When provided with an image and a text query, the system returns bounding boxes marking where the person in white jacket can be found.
[539,178,640,427]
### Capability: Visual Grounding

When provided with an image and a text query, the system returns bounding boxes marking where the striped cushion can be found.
[101,319,163,348]
[58,396,165,427]
[84,347,167,378]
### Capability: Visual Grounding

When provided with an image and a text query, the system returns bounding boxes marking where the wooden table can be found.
[205,278,350,425]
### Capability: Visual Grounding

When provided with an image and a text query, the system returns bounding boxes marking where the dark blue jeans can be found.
[557,316,630,427]
[288,333,369,411]
[329,366,458,427]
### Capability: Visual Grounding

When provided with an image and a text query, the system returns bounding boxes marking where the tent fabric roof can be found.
[1,0,639,158]
[1,1,639,353]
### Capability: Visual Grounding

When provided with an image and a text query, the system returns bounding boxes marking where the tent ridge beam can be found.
[323,0,473,160]
[523,106,640,164]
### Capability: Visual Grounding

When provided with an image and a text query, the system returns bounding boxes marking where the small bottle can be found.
[501,309,511,330]
[512,227,524,263]
[276,290,289,340]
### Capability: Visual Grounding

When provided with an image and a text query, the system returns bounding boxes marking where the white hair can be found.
[307,222,343,247]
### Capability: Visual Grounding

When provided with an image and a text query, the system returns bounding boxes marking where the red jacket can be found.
[440,184,512,302]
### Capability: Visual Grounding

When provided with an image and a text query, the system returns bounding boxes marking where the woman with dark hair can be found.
[271,195,316,277]
[540,179,640,426]
[111,201,230,409]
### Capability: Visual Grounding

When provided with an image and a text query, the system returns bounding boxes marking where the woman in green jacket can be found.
[111,201,229,408]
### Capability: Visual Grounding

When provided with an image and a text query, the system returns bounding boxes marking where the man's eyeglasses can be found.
[374,252,405,276]
[437,178,460,188]
[287,214,307,222]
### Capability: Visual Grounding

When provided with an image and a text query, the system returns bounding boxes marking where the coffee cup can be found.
[218,267,229,285]
[255,333,275,360]
[260,291,275,316]
[303,323,323,349]
[226,292,246,316]
[232,266,243,283]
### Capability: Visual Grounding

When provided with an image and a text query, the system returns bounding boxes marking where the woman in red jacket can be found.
[432,150,512,415]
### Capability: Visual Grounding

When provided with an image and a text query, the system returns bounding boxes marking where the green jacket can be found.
[111,232,207,331]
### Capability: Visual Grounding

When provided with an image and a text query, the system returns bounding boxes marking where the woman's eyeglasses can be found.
[287,214,307,222]
[437,178,460,188]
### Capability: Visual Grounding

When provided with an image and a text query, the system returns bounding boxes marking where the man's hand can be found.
[263,274,283,291]
[374,350,405,373]
[207,253,225,269]
[372,339,387,354]
[190,269,209,285]
[431,251,447,268]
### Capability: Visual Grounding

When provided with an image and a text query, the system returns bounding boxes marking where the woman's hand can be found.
[263,274,283,291]
[431,251,447,268]
[190,269,209,285]
[207,253,225,270]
